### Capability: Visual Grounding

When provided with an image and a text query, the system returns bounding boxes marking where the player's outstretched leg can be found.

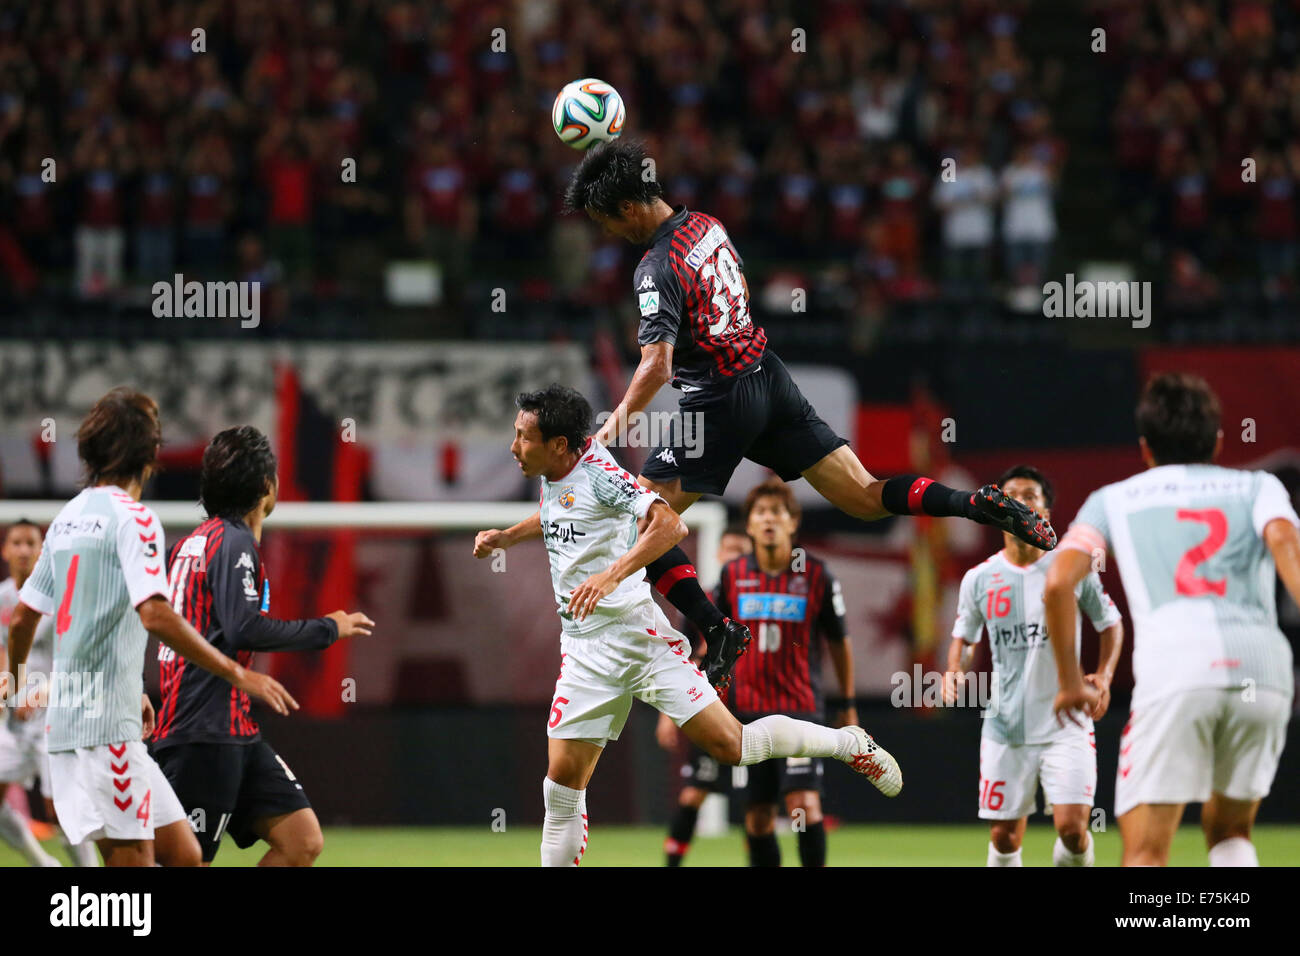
[644,546,752,690]
[802,447,1057,550]
[0,801,60,866]
[682,705,902,798]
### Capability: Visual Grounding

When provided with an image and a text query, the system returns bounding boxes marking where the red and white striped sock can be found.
[541,777,589,868]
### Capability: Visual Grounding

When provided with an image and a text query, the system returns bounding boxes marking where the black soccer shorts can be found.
[680,747,732,795]
[744,754,825,805]
[153,740,312,862]
[640,351,848,496]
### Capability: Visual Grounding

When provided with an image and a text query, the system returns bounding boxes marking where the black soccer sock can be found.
[647,546,725,633]
[747,833,781,867]
[664,804,700,866]
[797,821,827,867]
[880,474,979,520]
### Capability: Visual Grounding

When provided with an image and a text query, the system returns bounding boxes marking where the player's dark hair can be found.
[743,477,802,526]
[562,139,664,217]
[3,519,40,542]
[76,387,162,487]
[516,385,592,455]
[995,464,1054,508]
[200,425,278,520]
[1136,372,1221,465]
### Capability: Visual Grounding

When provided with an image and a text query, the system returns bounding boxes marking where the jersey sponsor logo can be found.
[260,579,270,613]
[988,621,1049,647]
[544,520,586,544]
[558,485,576,509]
[684,223,728,270]
[47,516,106,540]
[638,274,655,291]
[655,448,677,466]
[736,592,807,622]
[638,290,659,316]
[235,552,255,572]
[242,570,258,600]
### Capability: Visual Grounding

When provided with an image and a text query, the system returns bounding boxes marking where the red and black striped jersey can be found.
[716,552,847,716]
[152,516,337,749]
[635,205,767,389]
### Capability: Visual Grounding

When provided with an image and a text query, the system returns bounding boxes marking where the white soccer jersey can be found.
[0,577,55,719]
[18,487,168,751]
[1060,464,1298,707]
[539,439,666,636]
[953,549,1122,745]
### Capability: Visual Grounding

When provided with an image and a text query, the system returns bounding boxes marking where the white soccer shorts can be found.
[48,740,187,844]
[547,602,719,746]
[978,731,1097,820]
[1115,686,1291,817]
[0,717,52,798]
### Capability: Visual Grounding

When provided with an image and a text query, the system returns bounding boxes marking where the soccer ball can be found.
[552,78,625,150]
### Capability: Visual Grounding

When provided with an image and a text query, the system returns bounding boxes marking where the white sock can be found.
[1053,834,1094,867]
[987,842,1023,867]
[0,804,59,866]
[540,777,589,867]
[1208,836,1258,867]
[740,715,854,765]
[62,830,99,867]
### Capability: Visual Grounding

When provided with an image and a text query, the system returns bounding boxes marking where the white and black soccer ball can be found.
[552,78,625,150]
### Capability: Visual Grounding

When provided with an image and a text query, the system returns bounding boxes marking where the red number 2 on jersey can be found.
[1175,508,1228,597]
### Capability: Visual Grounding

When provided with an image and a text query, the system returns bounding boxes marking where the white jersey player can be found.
[1,520,98,866]
[1046,372,1300,867]
[947,467,1123,867]
[474,385,902,867]
[3,387,297,867]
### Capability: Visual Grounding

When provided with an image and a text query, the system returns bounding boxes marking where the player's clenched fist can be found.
[474,529,507,558]
[327,610,375,638]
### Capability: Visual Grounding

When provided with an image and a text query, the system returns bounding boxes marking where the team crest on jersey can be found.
[242,570,258,600]
[787,575,808,595]
[558,486,576,509]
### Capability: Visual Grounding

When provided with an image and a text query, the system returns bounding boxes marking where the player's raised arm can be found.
[594,341,673,446]
[569,498,687,621]
[137,596,298,715]
[474,510,542,558]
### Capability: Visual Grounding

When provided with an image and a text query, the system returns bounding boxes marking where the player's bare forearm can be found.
[1093,621,1124,686]
[1264,518,1300,610]
[1043,550,1091,692]
[137,596,242,685]
[827,638,854,701]
[506,511,543,546]
[5,603,39,671]
[947,636,974,674]
[595,342,673,444]
[608,500,687,584]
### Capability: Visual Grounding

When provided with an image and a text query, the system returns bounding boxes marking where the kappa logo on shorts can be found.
[656,448,677,466]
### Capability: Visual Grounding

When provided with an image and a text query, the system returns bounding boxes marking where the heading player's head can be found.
[513,385,593,480]
[1136,372,1223,467]
[719,523,753,565]
[562,139,668,244]
[200,425,279,522]
[744,478,801,557]
[2,519,41,583]
[77,387,162,490]
[996,464,1053,523]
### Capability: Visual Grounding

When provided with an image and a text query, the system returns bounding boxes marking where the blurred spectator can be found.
[1000,142,1057,288]
[932,143,997,293]
[73,139,127,297]
[134,149,176,282]
[1257,152,1297,296]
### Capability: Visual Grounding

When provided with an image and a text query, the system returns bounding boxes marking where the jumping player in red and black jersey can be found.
[659,479,856,867]
[152,426,373,865]
[561,140,1057,692]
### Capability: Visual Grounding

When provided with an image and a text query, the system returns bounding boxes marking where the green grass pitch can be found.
[4,823,1299,866]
